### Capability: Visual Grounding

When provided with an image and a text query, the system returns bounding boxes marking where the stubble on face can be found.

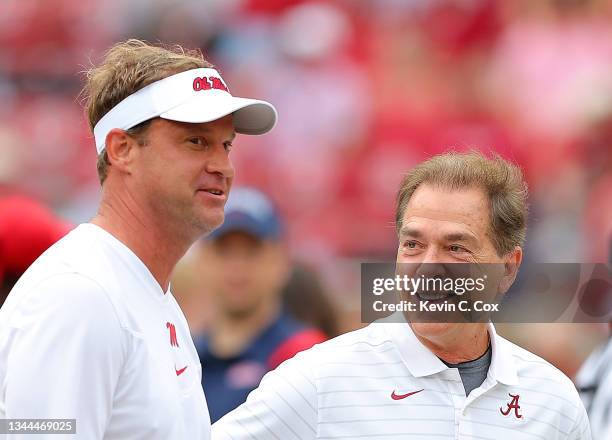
[134,117,235,241]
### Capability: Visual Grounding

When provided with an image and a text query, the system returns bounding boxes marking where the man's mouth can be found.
[197,187,226,197]
[204,189,224,196]
[416,291,455,302]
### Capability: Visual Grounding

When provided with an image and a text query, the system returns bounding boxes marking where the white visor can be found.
[93,68,277,154]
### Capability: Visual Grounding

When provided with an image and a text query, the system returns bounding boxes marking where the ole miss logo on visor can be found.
[193,76,229,93]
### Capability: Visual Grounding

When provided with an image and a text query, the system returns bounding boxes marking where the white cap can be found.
[93,68,277,154]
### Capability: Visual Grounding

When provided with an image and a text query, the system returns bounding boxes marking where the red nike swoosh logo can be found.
[175,366,188,376]
[391,389,424,400]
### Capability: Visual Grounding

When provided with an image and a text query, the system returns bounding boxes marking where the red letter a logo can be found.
[500,393,523,419]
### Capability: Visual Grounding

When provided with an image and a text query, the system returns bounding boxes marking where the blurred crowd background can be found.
[1,0,611,379]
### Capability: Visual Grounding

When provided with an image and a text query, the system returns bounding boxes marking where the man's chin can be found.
[409,321,459,339]
[195,211,225,235]
[223,305,260,320]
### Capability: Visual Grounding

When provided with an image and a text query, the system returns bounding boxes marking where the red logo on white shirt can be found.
[175,365,188,376]
[166,322,179,347]
[500,393,523,419]
[391,389,423,400]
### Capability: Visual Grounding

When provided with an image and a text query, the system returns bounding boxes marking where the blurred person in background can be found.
[0,40,277,439]
[282,262,340,338]
[0,195,72,302]
[576,241,612,439]
[577,322,612,439]
[193,187,327,423]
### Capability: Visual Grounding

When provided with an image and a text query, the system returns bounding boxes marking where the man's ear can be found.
[104,128,138,174]
[499,246,523,294]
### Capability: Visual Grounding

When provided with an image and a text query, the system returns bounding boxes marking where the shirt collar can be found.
[383,312,518,386]
[487,324,519,386]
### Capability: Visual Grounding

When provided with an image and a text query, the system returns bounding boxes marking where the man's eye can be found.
[190,138,206,146]
[224,142,233,152]
[450,245,465,252]
[405,241,417,249]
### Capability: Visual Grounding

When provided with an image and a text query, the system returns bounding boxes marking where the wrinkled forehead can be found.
[401,184,491,239]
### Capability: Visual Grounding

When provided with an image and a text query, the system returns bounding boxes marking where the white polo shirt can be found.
[576,337,612,439]
[212,314,590,440]
[0,223,210,439]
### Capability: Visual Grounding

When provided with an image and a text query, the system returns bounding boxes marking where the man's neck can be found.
[92,191,193,292]
[413,323,491,364]
[209,301,280,359]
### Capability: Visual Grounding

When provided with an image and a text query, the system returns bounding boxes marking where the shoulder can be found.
[503,337,576,384]
[9,225,110,292]
[312,321,394,352]
[283,322,397,373]
[500,336,584,409]
[4,225,133,328]
[3,271,121,331]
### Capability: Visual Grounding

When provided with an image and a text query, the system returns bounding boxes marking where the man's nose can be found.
[206,146,235,178]
[421,245,445,264]
[416,246,447,278]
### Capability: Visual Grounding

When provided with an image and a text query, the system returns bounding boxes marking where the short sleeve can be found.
[3,273,125,439]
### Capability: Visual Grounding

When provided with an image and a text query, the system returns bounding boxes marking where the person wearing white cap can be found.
[0,39,277,439]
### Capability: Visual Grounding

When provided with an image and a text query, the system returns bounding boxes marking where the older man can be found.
[212,152,590,439]
[0,40,276,439]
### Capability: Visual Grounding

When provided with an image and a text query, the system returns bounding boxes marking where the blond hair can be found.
[81,39,213,184]
[395,151,528,256]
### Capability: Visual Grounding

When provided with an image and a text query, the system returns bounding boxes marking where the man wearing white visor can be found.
[0,39,277,439]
